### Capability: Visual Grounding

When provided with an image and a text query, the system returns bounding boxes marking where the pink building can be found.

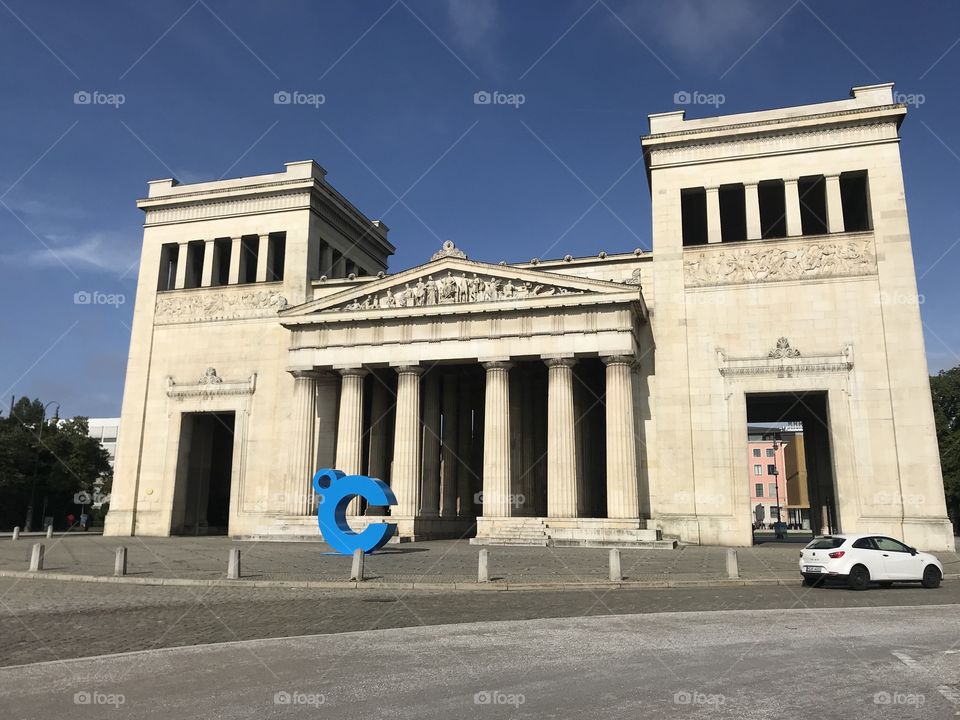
[747,427,789,528]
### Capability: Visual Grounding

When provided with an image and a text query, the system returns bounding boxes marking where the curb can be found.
[2,569,954,592]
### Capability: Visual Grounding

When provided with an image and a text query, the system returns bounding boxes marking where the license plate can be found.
[804,566,822,573]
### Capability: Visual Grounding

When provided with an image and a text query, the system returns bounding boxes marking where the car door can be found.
[851,537,886,579]
[873,537,920,579]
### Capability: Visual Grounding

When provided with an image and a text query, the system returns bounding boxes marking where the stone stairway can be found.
[472,518,678,549]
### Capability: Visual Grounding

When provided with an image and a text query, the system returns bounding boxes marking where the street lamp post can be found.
[24,401,60,532]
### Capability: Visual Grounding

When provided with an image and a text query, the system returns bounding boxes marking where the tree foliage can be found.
[931,366,960,530]
[0,397,113,530]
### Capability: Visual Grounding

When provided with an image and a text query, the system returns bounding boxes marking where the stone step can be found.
[549,538,678,549]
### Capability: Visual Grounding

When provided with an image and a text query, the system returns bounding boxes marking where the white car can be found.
[799,534,943,590]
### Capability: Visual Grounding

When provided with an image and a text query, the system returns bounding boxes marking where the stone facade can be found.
[105,84,954,551]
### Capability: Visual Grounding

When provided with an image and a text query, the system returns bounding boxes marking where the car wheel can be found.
[878,581,893,588]
[848,564,870,591]
[921,565,942,589]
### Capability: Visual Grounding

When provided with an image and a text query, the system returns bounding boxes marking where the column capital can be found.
[704,185,720,194]
[601,354,636,368]
[336,366,369,378]
[783,177,799,185]
[289,369,320,380]
[544,356,576,369]
[482,360,514,371]
[393,364,424,376]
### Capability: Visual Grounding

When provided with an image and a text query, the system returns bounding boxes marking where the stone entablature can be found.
[682,233,877,288]
[155,286,288,324]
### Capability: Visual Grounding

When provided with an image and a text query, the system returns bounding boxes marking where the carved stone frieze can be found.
[331,270,584,312]
[155,289,288,324]
[684,238,877,288]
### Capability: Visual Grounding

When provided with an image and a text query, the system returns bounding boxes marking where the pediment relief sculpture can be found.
[331,270,585,312]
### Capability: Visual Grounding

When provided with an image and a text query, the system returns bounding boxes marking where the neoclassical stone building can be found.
[105,83,954,550]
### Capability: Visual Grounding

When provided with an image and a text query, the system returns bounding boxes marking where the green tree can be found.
[0,398,112,530]
[931,366,960,532]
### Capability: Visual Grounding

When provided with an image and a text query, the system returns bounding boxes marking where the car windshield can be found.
[806,537,846,549]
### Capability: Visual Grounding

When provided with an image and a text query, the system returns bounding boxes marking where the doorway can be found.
[745,392,837,543]
[171,412,236,535]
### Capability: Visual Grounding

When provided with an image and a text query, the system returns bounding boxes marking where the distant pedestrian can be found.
[66,513,76,528]
[79,513,90,531]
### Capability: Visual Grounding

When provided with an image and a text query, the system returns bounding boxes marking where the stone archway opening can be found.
[745,392,835,544]
[170,411,235,535]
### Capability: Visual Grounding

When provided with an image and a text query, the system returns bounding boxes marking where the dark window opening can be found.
[680,187,708,246]
[758,180,787,239]
[331,248,343,278]
[212,238,231,286]
[267,232,285,281]
[158,243,179,291]
[719,183,747,242]
[798,176,828,236]
[239,235,259,284]
[840,171,871,231]
[184,240,205,289]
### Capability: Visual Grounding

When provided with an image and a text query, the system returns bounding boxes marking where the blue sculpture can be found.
[312,468,397,554]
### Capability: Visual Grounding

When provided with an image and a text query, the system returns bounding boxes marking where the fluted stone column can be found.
[456,375,474,517]
[286,370,318,515]
[335,368,368,516]
[365,376,392,515]
[481,361,513,517]
[440,372,459,518]
[604,356,640,519]
[546,357,579,517]
[227,236,242,284]
[392,366,424,517]
[200,239,215,287]
[255,233,270,282]
[420,371,441,517]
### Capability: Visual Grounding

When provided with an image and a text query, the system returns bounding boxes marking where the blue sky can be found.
[2,0,959,418]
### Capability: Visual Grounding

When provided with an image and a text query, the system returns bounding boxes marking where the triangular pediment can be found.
[280,254,638,320]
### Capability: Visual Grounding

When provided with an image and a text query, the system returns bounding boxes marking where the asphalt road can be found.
[2,603,958,719]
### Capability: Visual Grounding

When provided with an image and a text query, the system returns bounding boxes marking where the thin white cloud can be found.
[7,232,139,276]
[620,0,771,61]
[446,0,499,52]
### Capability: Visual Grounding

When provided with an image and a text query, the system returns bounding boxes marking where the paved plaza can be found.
[2,535,958,587]
[2,602,958,719]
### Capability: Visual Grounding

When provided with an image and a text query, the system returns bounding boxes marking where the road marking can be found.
[891,651,921,669]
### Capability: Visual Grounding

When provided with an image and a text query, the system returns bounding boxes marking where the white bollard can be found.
[726,548,739,579]
[114,547,127,577]
[609,548,622,582]
[29,543,44,572]
[478,548,489,583]
[227,548,241,579]
[11,526,20,541]
[45,525,53,539]
[350,548,365,582]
